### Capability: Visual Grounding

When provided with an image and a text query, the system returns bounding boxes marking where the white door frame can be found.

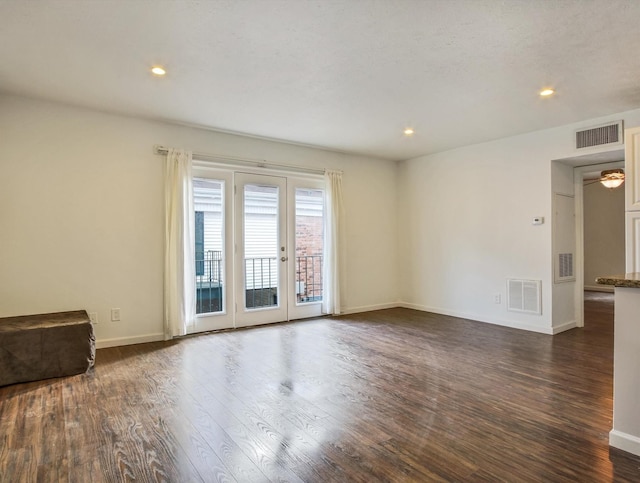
[573,160,625,327]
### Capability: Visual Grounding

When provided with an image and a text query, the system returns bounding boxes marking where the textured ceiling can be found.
[2,0,640,161]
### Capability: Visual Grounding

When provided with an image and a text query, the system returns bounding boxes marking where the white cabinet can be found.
[625,127,640,273]
[627,211,640,273]
[625,127,640,211]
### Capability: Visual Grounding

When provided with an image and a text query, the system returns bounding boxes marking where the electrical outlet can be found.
[89,312,98,324]
[111,308,121,322]
[494,294,501,304]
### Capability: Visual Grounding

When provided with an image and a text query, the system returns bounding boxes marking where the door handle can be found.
[281,256,288,262]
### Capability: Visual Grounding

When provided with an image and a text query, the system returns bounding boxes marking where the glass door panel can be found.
[194,178,224,314]
[295,188,324,303]
[235,173,288,327]
[244,183,279,309]
[191,168,233,332]
[288,179,325,320]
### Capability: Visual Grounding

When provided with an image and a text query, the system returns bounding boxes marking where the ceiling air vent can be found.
[575,121,623,150]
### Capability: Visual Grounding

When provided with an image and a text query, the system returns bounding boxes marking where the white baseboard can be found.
[584,285,614,293]
[551,320,577,334]
[610,429,640,457]
[93,305,569,347]
[398,302,554,334]
[340,302,400,315]
[96,333,164,349]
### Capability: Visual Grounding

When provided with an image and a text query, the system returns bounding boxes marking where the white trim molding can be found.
[399,302,555,335]
[551,320,577,334]
[610,429,640,457]
[340,302,400,315]
[96,333,164,349]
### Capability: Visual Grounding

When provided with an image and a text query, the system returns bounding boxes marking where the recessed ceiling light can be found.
[539,88,555,97]
[404,128,415,136]
[151,66,166,76]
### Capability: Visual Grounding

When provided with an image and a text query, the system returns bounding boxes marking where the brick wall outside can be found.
[295,215,323,301]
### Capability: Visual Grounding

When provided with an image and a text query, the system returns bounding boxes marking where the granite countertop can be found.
[596,273,640,288]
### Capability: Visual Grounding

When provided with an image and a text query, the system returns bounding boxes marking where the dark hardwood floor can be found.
[2,292,640,482]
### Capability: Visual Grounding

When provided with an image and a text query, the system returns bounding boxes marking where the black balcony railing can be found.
[296,255,323,303]
[196,252,324,314]
[196,250,223,314]
[245,257,278,309]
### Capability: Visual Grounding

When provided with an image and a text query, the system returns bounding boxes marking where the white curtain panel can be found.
[323,169,345,315]
[164,148,196,339]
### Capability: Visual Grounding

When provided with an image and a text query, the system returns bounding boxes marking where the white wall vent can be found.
[507,279,542,315]
[558,253,574,279]
[575,121,623,150]
[553,193,576,283]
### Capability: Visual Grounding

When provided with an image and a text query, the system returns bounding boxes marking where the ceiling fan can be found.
[583,168,625,188]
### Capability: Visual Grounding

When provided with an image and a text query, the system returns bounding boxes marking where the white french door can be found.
[192,167,234,332]
[287,178,326,320]
[191,167,325,333]
[235,173,288,327]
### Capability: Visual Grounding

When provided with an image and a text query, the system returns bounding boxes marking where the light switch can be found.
[111,308,121,322]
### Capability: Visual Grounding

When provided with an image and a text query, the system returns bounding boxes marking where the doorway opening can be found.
[552,149,624,329]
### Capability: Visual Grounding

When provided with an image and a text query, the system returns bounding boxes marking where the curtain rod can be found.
[154,145,334,176]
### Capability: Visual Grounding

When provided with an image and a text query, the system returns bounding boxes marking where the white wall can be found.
[0,95,399,346]
[4,93,640,344]
[550,161,576,331]
[398,108,640,334]
[584,181,625,290]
